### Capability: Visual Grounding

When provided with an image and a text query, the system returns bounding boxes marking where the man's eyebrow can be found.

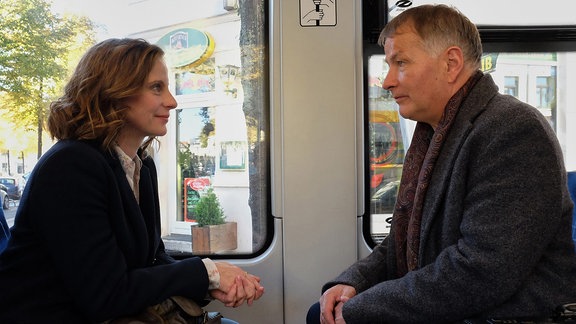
[385,52,398,64]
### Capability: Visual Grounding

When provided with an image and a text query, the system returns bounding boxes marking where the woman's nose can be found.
[165,91,178,109]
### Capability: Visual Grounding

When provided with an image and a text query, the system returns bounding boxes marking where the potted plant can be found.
[191,188,237,254]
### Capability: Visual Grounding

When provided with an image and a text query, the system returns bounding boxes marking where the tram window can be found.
[164,3,269,257]
[486,53,562,131]
[0,0,270,258]
[366,55,412,244]
[364,0,576,248]
[503,76,519,97]
[366,50,576,245]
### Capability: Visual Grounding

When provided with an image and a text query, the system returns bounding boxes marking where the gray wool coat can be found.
[324,73,576,323]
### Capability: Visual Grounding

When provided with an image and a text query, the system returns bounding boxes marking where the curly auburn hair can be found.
[47,38,165,153]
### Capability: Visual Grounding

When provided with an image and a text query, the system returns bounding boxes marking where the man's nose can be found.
[382,72,395,90]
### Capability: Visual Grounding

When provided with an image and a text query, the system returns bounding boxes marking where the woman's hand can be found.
[209,262,264,307]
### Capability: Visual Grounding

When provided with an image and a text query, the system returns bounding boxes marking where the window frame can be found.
[361,4,576,247]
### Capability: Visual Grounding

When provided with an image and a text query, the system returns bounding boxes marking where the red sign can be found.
[185,178,210,191]
[184,178,211,222]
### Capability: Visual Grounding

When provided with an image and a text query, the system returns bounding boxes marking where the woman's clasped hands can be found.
[210,262,265,308]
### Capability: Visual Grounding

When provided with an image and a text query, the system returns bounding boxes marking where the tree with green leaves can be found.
[0,0,96,159]
[239,0,267,249]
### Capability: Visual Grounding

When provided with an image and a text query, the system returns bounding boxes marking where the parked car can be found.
[370,179,400,215]
[0,184,9,210]
[0,177,20,200]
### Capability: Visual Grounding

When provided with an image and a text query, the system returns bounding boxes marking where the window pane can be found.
[487,53,558,130]
[387,0,576,26]
[504,76,519,97]
[367,55,413,244]
[153,3,268,256]
[0,0,269,257]
[366,51,576,244]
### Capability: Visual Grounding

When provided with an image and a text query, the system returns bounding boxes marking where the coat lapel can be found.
[138,163,161,263]
[108,153,151,266]
[417,74,499,258]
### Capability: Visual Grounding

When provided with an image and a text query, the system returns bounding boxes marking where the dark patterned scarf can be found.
[393,71,483,277]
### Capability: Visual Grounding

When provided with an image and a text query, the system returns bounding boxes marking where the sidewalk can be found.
[162,233,192,253]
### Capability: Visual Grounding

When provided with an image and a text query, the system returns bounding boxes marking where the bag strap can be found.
[169,296,205,317]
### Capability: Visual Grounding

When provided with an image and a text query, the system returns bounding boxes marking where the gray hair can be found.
[378,4,482,69]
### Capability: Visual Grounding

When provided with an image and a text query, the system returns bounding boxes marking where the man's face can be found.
[382,25,451,128]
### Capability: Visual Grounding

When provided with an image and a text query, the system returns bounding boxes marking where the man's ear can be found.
[445,46,464,82]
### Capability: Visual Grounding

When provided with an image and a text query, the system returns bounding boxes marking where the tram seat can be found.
[568,171,576,247]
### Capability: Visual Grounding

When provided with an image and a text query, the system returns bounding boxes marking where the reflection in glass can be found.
[367,55,409,243]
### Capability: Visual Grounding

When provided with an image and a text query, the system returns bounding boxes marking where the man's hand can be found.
[319,284,356,324]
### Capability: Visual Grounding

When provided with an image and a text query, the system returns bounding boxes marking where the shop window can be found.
[504,76,519,97]
[154,3,269,257]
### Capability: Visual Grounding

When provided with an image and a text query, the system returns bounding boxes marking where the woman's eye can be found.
[151,83,162,92]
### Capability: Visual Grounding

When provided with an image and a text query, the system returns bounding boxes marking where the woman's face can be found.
[121,58,177,145]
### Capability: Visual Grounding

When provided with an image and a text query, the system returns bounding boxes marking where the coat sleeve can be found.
[28,143,210,322]
[322,239,392,294]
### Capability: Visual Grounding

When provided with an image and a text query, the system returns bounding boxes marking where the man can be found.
[308,4,576,323]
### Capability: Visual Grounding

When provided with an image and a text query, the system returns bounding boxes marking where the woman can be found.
[0,38,263,323]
